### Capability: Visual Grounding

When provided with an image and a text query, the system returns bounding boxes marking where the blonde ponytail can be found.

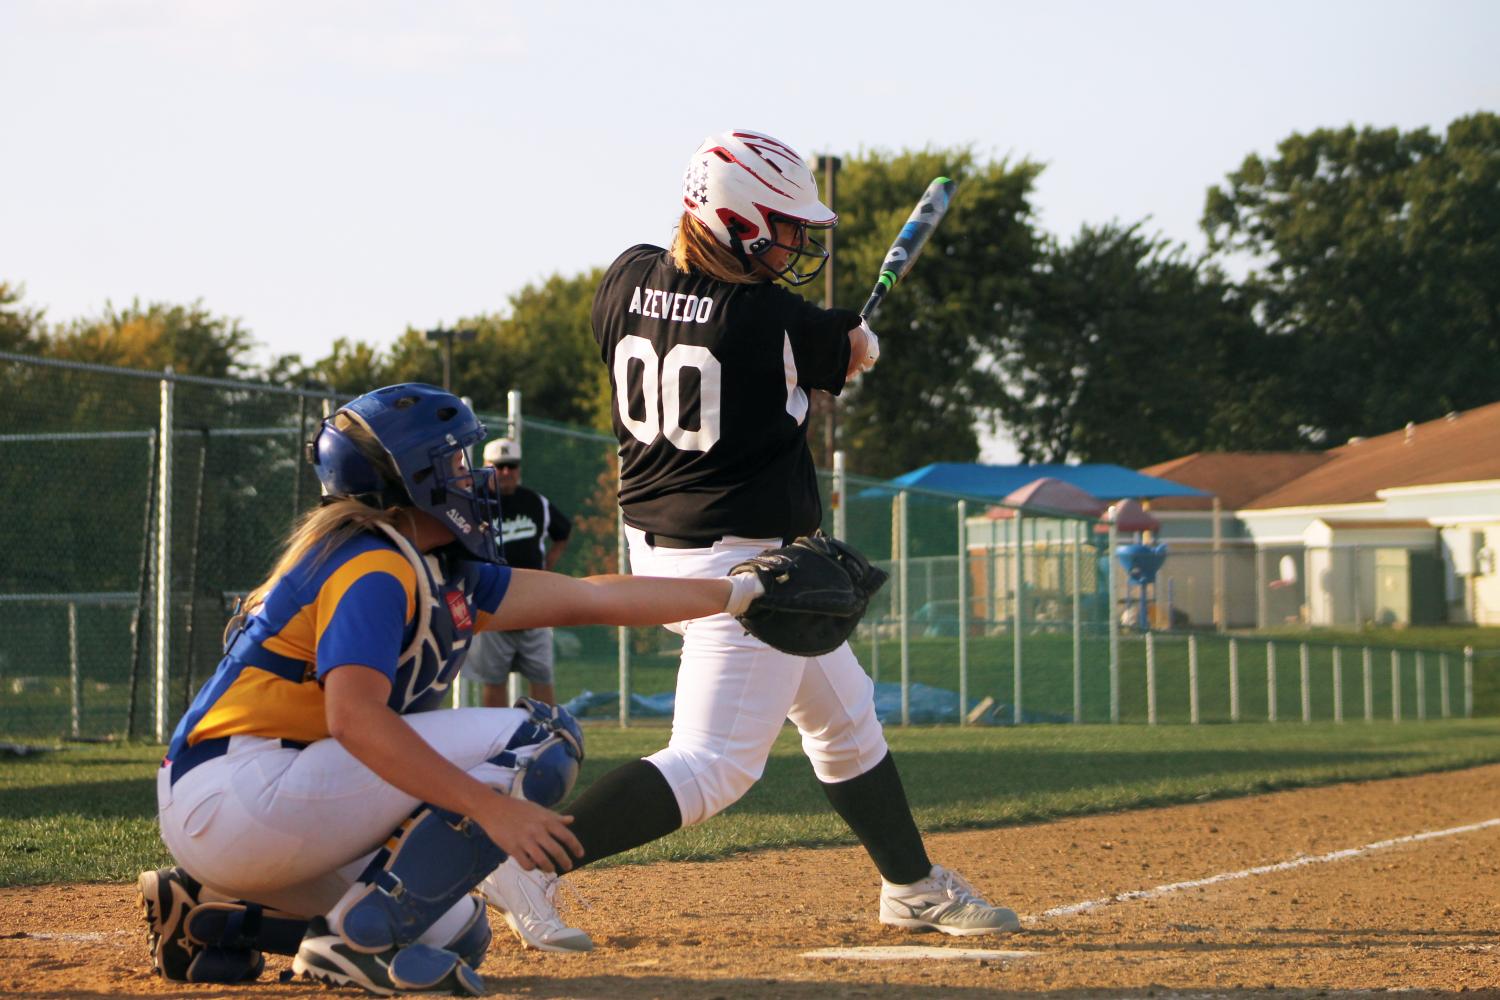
[243,413,406,610]
[669,213,764,285]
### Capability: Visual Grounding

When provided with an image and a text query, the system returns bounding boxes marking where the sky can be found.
[3,0,1497,459]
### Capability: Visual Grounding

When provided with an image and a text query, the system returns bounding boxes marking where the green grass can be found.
[7,719,1500,886]
[8,624,1497,740]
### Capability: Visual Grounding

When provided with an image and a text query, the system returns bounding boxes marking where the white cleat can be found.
[879,864,1021,936]
[480,858,593,953]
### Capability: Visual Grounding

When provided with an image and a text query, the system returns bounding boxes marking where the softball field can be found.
[4,763,1498,998]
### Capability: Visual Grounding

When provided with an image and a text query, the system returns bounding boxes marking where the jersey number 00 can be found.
[613,335,721,452]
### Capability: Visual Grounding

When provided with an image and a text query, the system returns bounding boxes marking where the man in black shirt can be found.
[463,437,571,706]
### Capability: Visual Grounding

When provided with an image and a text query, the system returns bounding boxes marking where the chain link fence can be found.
[0,352,341,742]
[1,352,1491,741]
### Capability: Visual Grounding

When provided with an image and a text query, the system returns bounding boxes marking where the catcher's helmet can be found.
[681,129,835,285]
[308,383,503,563]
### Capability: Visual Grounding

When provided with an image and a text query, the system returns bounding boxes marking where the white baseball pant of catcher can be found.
[155,707,532,944]
[625,527,890,827]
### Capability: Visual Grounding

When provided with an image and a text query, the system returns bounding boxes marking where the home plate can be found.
[803,946,1038,962]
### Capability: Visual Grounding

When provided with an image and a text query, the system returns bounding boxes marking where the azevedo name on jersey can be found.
[629,285,715,324]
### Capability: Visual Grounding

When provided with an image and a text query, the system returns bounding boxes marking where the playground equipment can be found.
[1116,541,1168,631]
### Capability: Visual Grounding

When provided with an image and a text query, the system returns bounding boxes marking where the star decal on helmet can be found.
[685,160,710,205]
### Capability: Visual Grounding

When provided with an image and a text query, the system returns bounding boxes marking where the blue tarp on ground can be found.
[563,684,1071,726]
[857,462,1208,501]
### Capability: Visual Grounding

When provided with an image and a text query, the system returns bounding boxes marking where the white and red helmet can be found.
[681,129,836,285]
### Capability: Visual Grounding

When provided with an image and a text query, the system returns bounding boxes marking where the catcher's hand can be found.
[728,532,888,656]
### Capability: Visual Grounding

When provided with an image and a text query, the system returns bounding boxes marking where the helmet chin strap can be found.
[722,218,768,279]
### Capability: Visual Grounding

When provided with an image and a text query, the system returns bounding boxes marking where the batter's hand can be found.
[474,795,583,873]
[846,318,880,379]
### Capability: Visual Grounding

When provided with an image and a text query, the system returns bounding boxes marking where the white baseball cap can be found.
[482,438,521,465]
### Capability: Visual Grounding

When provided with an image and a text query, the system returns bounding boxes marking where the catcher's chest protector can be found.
[371,523,477,715]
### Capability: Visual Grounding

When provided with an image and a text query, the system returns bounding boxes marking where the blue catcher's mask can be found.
[307,383,503,563]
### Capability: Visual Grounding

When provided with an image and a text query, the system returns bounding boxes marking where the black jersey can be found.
[496,485,570,570]
[592,244,858,540]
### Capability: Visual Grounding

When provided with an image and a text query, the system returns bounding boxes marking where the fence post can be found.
[506,392,525,708]
[1146,631,1157,725]
[1439,653,1450,719]
[153,372,176,743]
[1299,642,1311,723]
[1266,641,1278,722]
[1108,517,1120,724]
[898,490,910,727]
[1465,646,1475,719]
[506,389,522,442]
[68,602,80,739]
[1391,651,1402,722]
[1415,652,1427,720]
[617,506,630,728]
[957,500,968,726]
[1072,520,1083,725]
[1229,637,1240,722]
[1012,510,1024,725]
[1189,633,1199,725]
[126,429,159,741]
[833,450,848,541]
[1332,646,1344,723]
[1362,646,1373,722]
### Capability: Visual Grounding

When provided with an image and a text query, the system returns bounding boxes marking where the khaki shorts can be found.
[464,627,555,685]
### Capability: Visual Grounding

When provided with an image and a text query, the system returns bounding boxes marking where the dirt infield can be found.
[4,764,1499,998]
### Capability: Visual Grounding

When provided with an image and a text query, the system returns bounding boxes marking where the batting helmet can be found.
[308,383,503,563]
[681,129,835,285]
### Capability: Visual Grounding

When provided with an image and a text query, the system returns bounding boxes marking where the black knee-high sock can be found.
[563,759,683,870]
[819,752,932,885]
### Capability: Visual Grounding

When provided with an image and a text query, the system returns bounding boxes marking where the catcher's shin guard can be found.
[340,806,506,954]
[493,698,584,806]
[140,867,304,983]
[185,900,310,954]
[293,915,485,997]
[446,894,493,970]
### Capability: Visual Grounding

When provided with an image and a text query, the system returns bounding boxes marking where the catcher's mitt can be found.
[729,532,888,656]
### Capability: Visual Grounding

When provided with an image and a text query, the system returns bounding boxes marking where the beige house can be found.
[1141,401,1500,628]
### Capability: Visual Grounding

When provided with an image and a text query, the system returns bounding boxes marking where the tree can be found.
[299,270,607,427]
[1203,113,1500,445]
[810,149,1043,477]
[269,338,390,396]
[0,282,45,354]
[996,222,1302,466]
[48,299,257,379]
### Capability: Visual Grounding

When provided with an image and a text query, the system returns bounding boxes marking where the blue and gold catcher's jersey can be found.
[166,530,511,760]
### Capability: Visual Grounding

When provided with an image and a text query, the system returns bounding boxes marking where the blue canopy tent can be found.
[858,462,1209,502]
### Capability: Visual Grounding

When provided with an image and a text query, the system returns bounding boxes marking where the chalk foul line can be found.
[1031,816,1500,922]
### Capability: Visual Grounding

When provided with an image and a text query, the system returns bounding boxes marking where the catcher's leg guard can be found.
[293,915,485,997]
[340,806,506,953]
[139,867,299,983]
[492,698,584,806]
[184,901,309,955]
[446,895,493,970]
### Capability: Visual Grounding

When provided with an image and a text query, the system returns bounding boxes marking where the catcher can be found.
[138,383,860,994]
[482,129,1018,952]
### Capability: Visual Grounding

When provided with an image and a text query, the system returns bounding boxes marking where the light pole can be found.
[813,154,840,468]
[424,327,477,392]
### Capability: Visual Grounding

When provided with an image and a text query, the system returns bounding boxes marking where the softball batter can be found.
[138,383,767,993]
[485,129,1018,943]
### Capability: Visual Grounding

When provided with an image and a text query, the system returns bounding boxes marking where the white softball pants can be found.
[155,707,529,923]
[626,527,889,827]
